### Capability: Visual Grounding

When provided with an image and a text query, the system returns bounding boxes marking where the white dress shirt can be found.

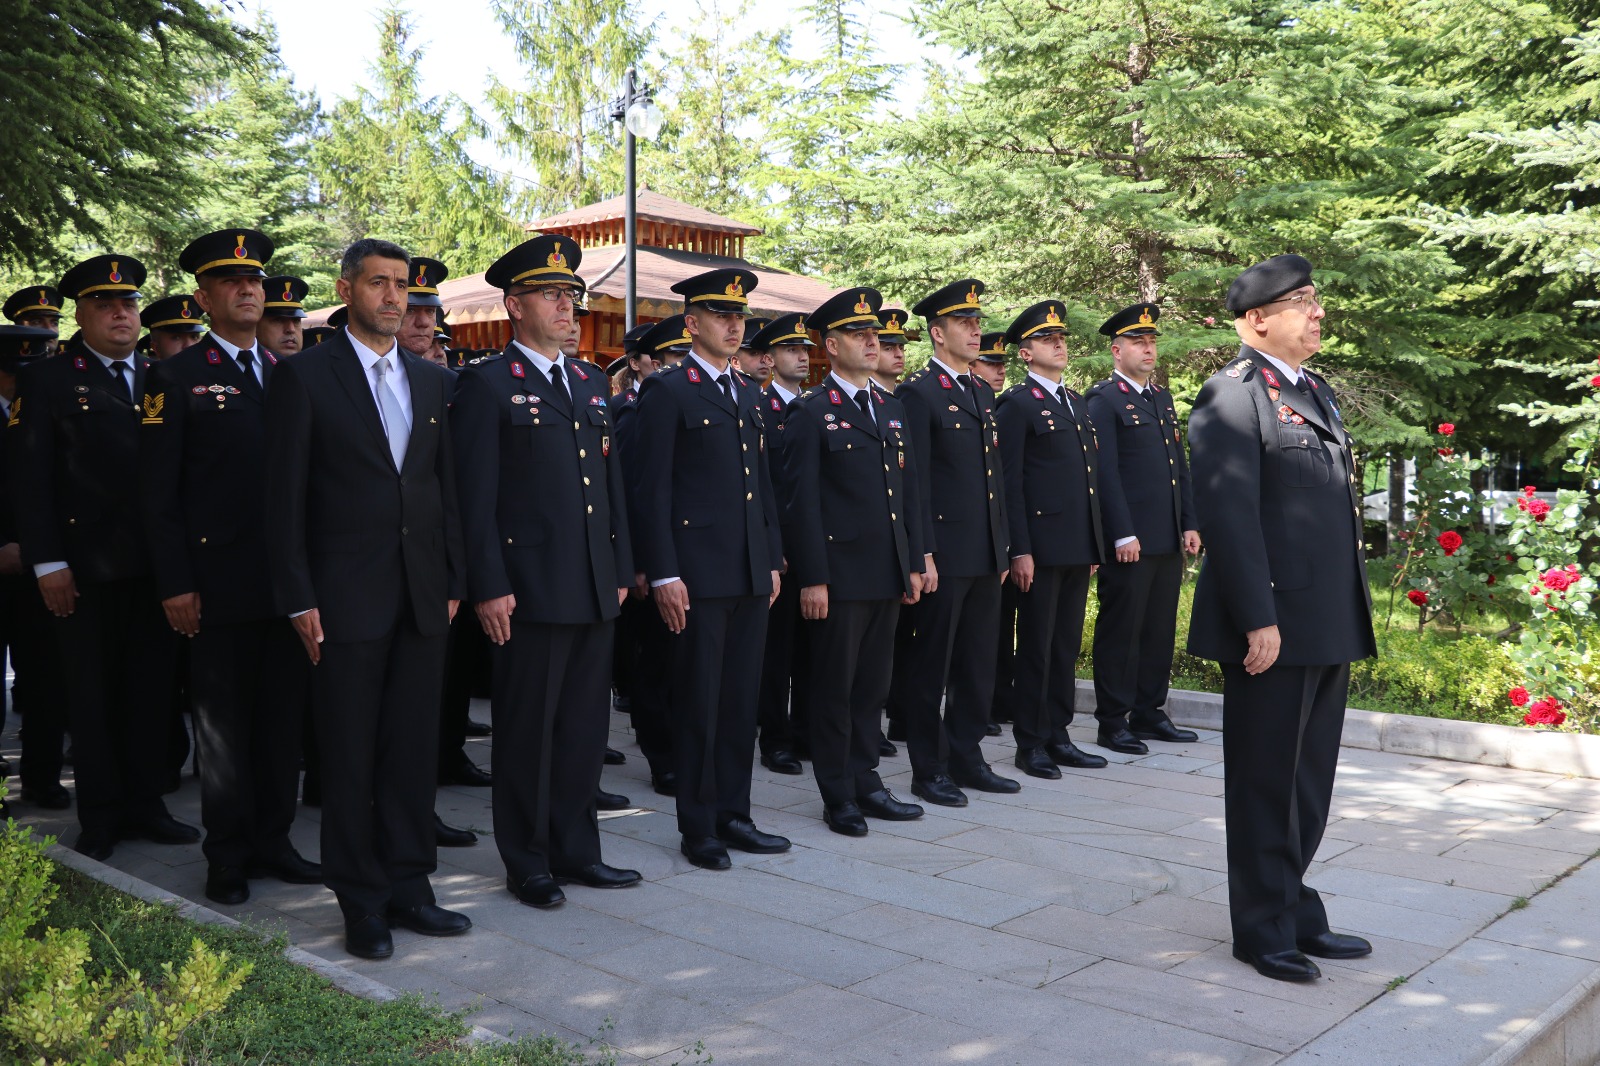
[346,327,412,436]
[209,331,262,385]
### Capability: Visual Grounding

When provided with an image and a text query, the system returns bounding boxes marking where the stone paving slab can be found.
[6,702,1600,1064]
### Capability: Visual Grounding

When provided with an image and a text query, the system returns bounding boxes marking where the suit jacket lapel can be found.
[698,364,736,414]
[329,336,392,462]
[399,350,434,474]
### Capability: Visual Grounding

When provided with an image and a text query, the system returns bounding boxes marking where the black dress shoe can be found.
[463,718,493,737]
[1130,717,1200,744]
[21,782,72,809]
[205,865,250,906]
[984,721,1003,737]
[247,848,323,884]
[878,735,898,757]
[434,814,478,848]
[1096,725,1149,755]
[1045,741,1108,769]
[553,863,642,889]
[612,694,632,712]
[1014,747,1061,780]
[507,874,566,907]
[886,719,906,742]
[603,747,626,765]
[652,772,677,797]
[824,802,868,837]
[438,752,492,787]
[345,915,393,960]
[681,835,732,870]
[911,775,968,808]
[953,763,1022,794]
[1232,946,1321,982]
[126,813,201,845]
[717,817,791,854]
[858,789,923,821]
[74,828,117,862]
[1297,931,1372,959]
[595,788,631,811]
[760,750,804,775]
[386,902,472,937]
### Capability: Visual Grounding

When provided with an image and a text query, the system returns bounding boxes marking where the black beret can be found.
[1226,254,1313,315]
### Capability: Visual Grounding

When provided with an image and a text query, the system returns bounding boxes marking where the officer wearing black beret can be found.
[141,228,321,904]
[892,279,1015,808]
[994,301,1108,778]
[259,276,309,357]
[1084,303,1200,755]
[13,253,198,861]
[140,295,209,360]
[626,267,790,870]
[779,288,926,835]
[1188,253,1375,982]
[4,286,64,355]
[0,326,69,818]
[751,311,815,777]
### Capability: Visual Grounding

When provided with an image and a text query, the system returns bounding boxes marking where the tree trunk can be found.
[1386,455,1406,557]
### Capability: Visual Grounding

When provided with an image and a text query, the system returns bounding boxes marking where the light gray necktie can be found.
[374,356,410,470]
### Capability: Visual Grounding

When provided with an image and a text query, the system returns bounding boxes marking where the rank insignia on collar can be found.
[938,374,952,389]
[73,357,87,371]
[265,351,278,365]
[571,364,588,381]
[686,366,701,383]
[874,390,885,404]
[770,398,781,410]
[1116,380,1129,393]
[1310,377,1319,389]
[828,389,841,405]
[1261,368,1281,389]
[206,349,221,365]
[1031,386,1045,399]
[509,362,525,379]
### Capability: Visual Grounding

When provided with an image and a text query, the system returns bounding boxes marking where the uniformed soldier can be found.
[3,286,63,355]
[731,317,772,383]
[258,275,309,356]
[140,228,319,905]
[398,258,447,361]
[1188,255,1376,982]
[432,313,453,366]
[0,326,68,817]
[626,268,790,869]
[750,312,814,775]
[994,301,1109,778]
[779,288,927,835]
[454,235,641,906]
[13,254,195,861]
[302,324,339,349]
[140,295,209,360]
[894,279,1016,807]
[971,332,1008,392]
[976,331,1017,735]
[872,308,909,391]
[1084,304,1201,754]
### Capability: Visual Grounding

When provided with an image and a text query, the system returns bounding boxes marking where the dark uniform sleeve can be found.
[264,356,316,616]
[1175,399,1198,533]
[897,381,937,557]
[450,367,509,604]
[435,369,466,602]
[1187,377,1276,634]
[778,403,827,587]
[759,418,783,576]
[138,360,194,602]
[12,363,64,570]
[1085,389,1135,545]
[995,396,1029,559]
[627,376,682,582]
[605,397,633,589]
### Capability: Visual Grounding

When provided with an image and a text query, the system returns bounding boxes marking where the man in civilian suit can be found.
[453,235,641,909]
[1188,254,1376,982]
[265,238,469,960]
[142,229,318,907]
[626,268,791,871]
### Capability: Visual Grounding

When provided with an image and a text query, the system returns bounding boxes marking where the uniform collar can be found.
[769,381,798,405]
[1028,370,1065,394]
[1255,350,1304,387]
[510,338,562,378]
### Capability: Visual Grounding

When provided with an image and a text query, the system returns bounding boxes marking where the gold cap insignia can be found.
[180,300,192,318]
[1138,308,1153,326]
[234,234,248,259]
[887,315,899,329]
[36,289,47,306]
[795,317,806,332]
[854,293,872,314]
[548,242,568,270]
[1045,307,1063,325]
[726,278,745,299]
[108,262,122,283]
[282,284,294,301]
[966,285,979,305]
[416,266,428,285]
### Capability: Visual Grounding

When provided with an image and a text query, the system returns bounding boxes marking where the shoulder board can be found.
[905,368,929,382]
[1084,379,1109,395]
[658,362,683,375]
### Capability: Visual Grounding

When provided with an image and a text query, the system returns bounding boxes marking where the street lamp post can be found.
[609,67,664,332]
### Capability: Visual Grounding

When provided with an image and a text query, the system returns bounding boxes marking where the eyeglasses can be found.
[514,285,577,303]
[1265,292,1323,312]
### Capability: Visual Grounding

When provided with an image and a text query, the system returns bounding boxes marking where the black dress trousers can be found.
[758,573,810,756]
[1011,564,1093,750]
[901,574,1000,780]
[671,595,768,838]
[805,598,900,806]
[1092,551,1182,728]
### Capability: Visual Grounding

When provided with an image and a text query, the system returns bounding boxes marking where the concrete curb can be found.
[1079,681,1600,779]
[45,843,506,1047]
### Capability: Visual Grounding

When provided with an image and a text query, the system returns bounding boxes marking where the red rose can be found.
[1591,375,1600,388]
[1524,698,1567,727]
[1438,447,1455,457]
[1203,316,1217,327]
[1541,567,1580,593]
[1529,499,1552,522]
[1407,589,1428,606]
[1438,423,1455,436]
[1524,486,1538,496]
[1508,687,1531,707]
[1486,574,1496,585]
[1506,554,1515,563]
[1437,531,1463,556]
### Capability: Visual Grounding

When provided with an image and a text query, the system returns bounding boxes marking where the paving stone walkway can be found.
[7,704,1598,1064]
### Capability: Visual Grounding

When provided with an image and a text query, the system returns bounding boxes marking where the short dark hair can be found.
[340,238,410,281]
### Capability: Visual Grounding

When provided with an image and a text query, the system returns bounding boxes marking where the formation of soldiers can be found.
[0,231,1377,983]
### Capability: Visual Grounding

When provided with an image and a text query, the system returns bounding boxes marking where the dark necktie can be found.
[110,360,132,403]
[1140,385,1154,403]
[548,363,568,404]
[718,374,735,405]
[956,374,973,390]
[1056,385,1075,418]
[1294,376,1310,393]
[238,348,256,386]
[853,388,873,424]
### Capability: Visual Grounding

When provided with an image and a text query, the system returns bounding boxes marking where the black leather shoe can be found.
[953,763,1022,794]
[1297,931,1372,959]
[438,752,492,787]
[878,735,898,757]
[1232,946,1321,982]
[247,848,323,884]
[1014,747,1061,780]
[554,863,642,889]
[911,775,968,808]
[717,817,791,854]
[1130,717,1199,744]
[345,915,393,959]
[824,802,868,837]
[463,718,493,737]
[74,828,116,862]
[858,789,923,821]
[205,865,250,906]
[886,720,906,742]
[434,814,478,848]
[612,694,631,712]
[603,747,626,765]
[1045,741,1108,769]
[595,788,631,811]
[507,874,566,907]
[681,836,732,870]
[1096,725,1149,755]
[21,782,72,809]
[126,814,201,845]
[652,772,677,797]
[387,902,472,937]
[760,750,804,775]
[984,721,1002,737]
